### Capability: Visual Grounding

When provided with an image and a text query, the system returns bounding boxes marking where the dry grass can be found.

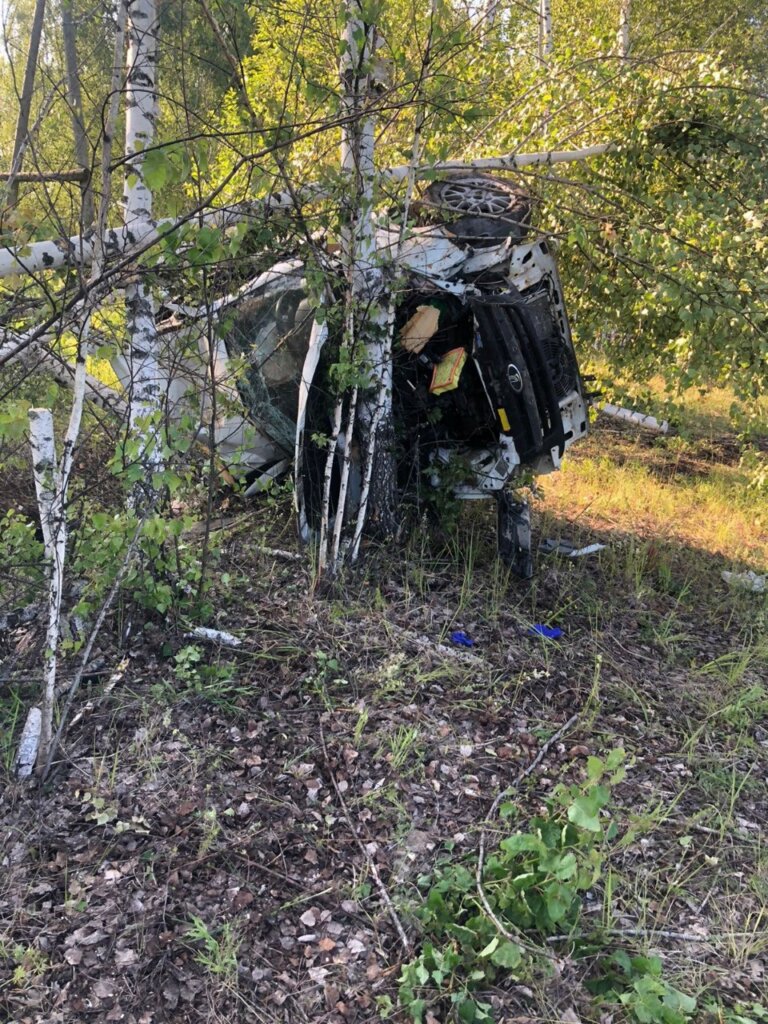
[541,386,767,571]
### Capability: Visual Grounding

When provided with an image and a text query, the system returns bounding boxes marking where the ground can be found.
[1,399,767,1024]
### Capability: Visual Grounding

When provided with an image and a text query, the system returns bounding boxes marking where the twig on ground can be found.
[548,927,712,944]
[475,712,581,960]
[319,721,411,953]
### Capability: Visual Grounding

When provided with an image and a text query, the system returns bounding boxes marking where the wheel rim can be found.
[430,178,520,217]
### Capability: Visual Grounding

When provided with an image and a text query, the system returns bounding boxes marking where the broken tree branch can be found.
[0,144,615,280]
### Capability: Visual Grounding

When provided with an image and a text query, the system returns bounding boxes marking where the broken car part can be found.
[145,176,590,575]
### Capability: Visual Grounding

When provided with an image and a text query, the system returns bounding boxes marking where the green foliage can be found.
[589,952,697,1024]
[70,506,215,621]
[399,751,626,1021]
[720,1003,768,1024]
[184,915,239,981]
[0,510,44,605]
[166,644,243,710]
[396,749,741,1024]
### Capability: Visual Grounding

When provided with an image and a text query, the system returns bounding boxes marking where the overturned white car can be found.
[161,176,590,576]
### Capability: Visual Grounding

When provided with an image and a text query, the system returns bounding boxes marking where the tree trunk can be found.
[28,407,61,769]
[0,144,615,284]
[6,0,47,208]
[123,0,164,506]
[539,0,553,59]
[617,0,631,59]
[61,0,94,228]
[338,0,398,557]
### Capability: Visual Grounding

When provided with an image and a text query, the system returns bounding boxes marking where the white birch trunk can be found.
[334,0,397,564]
[0,145,614,285]
[617,0,631,59]
[539,0,553,59]
[15,707,42,778]
[123,0,163,498]
[386,143,617,180]
[26,329,90,773]
[28,409,63,769]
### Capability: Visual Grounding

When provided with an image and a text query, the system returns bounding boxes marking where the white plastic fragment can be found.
[567,543,607,558]
[186,627,243,647]
[601,403,669,434]
[16,706,42,778]
[540,538,606,558]
[721,570,766,593]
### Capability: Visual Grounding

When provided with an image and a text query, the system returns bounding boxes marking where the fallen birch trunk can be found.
[0,145,615,281]
[600,403,669,433]
[15,707,42,778]
[6,329,126,414]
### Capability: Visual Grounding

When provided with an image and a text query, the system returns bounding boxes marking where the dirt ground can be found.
[1,417,767,1024]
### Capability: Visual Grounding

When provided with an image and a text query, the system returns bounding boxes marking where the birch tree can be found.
[123,0,164,506]
[617,0,631,59]
[539,0,553,58]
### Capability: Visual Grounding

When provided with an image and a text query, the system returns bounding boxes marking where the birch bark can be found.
[123,0,163,501]
[539,0,553,59]
[0,145,614,284]
[337,0,397,559]
[27,407,61,769]
[617,0,631,59]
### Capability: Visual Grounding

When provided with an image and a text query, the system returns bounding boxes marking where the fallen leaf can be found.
[93,978,116,1001]
[114,948,138,967]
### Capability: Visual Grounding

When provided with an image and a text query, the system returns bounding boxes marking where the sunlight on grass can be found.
[544,453,767,568]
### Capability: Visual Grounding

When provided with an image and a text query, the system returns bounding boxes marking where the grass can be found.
[2,381,767,1022]
[540,382,768,572]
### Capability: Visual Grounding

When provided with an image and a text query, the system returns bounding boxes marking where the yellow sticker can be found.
[497,407,511,432]
[429,348,468,395]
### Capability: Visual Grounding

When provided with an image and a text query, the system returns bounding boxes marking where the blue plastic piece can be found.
[449,630,475,647]
[528,624,563,639]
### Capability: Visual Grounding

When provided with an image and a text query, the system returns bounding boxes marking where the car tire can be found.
[425,175,532,248]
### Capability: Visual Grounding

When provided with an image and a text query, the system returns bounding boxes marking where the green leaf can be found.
[478,936,499,958]
[490,940,522,968]
[568,795,602,833]
[457,998,477,1023]
[408,998,426,1023]
[142,148,171,191]
[415,962,429,985]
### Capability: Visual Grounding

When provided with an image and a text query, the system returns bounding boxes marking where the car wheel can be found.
[425,175,531,248]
